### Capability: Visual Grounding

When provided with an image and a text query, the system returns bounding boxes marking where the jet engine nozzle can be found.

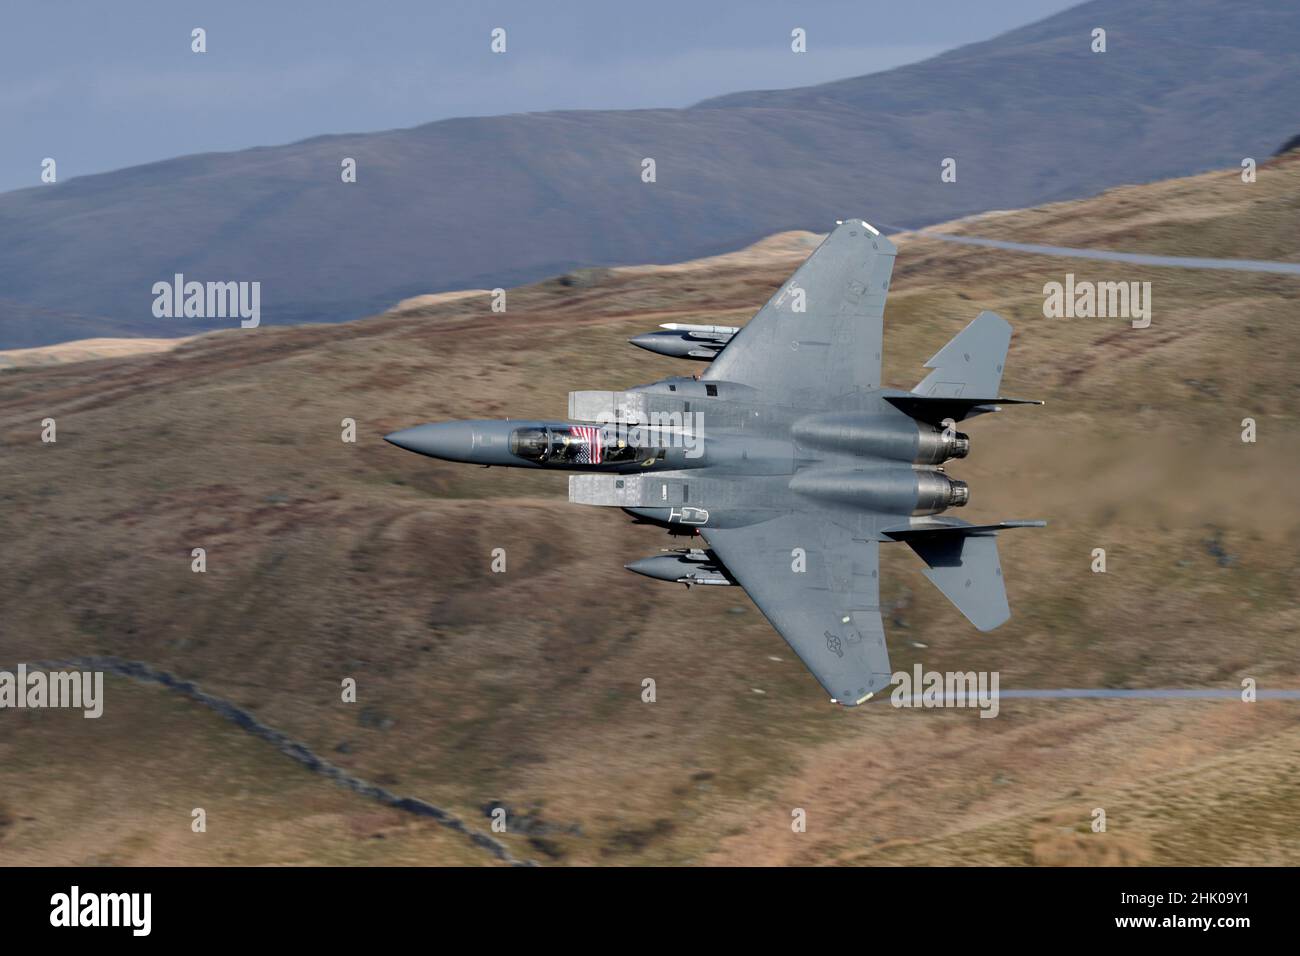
[949,479,970,507]
[914,471,970,515]
[915,425,971,464]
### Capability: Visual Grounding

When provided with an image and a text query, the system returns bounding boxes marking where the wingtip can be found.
[831,689,877,707]
[976,309,1013,332]
[833,217,886,239]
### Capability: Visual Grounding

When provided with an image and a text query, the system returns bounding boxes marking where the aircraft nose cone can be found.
[628,333,661,351]
[383,422,476,462]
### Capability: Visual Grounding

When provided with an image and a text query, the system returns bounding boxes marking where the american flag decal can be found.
[572,425,603,465]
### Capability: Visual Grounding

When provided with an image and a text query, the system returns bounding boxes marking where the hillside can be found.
[3,0,1300,348]
[1,153,1298,865]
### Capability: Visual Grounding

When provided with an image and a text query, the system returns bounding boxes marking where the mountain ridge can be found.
[4,0,1298,348]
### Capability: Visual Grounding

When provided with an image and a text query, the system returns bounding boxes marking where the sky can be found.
[0,0,1079,194]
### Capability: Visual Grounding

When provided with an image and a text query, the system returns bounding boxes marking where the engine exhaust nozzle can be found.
[914,471,969,515]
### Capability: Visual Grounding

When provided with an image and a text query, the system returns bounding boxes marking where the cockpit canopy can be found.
[509,427,550,462]
[509,425,645,465]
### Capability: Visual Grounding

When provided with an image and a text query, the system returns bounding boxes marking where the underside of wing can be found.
[703,514,891,706]
[703,220,896,408]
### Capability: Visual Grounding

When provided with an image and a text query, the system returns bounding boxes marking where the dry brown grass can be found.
[1,155,1297,865]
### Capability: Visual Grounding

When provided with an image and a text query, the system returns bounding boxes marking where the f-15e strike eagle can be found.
[386,220,1044,706]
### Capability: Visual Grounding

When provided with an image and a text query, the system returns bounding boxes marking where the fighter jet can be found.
[386,220,1044,705]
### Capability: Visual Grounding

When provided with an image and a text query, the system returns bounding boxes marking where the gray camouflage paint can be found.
[386,221,1044,705]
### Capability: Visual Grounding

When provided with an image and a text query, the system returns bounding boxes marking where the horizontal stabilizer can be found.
[883,394,1042,424]
[883,519,1047,540]
[891,520,1044,631]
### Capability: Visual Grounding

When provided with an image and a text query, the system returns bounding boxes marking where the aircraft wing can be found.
[703,219,896,407]
[702,514,892,705]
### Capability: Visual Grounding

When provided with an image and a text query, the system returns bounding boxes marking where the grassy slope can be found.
[1,154,1297,865]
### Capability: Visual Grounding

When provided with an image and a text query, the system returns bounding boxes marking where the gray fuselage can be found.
[384,374,970,537]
